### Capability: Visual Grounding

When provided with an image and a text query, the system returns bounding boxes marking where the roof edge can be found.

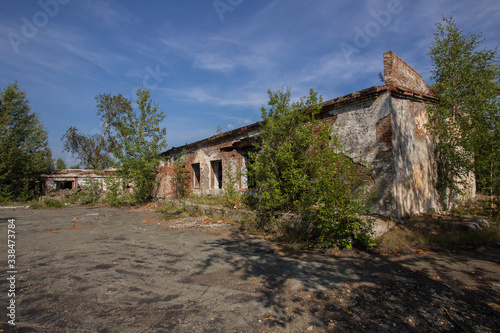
[161,82,438,157]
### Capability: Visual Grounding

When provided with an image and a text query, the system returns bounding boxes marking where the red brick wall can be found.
[376,114,392,149]
[384,51,432,95]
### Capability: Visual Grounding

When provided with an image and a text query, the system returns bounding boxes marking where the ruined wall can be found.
[329,92,396,216]
[384,51,433,95]
[41,169,116,193]
[156,51,444,218]
[326,91,440,218]
[390,97,440,217]
[156,129,258,198]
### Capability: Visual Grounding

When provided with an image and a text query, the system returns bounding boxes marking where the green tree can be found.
[115,88,167,203]
[55,158,66,170]
[428,17,500,205]
[249,87,372,248]
[62,93,132,170]
[0,82,53,201]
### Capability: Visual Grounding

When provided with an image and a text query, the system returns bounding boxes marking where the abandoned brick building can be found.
[41,169,116,192]
[156,51,455,219]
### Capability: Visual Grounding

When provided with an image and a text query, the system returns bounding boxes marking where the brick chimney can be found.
[383,51,432,95]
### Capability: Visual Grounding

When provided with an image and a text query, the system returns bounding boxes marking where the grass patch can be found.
[157,201,204,220]
[187,195,226,206]
[187,194,252,210]
[376,196,500,254]
[30,198,65,209]
[157,199,256,227]
[375,218,500,254]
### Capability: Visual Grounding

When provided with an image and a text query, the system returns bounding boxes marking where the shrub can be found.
[171,154,190,199]
[222,166,241,208]
[80,176,102,204]
[249,88,374,248]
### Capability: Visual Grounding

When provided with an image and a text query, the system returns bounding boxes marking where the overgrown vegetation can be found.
[80,176,102,204]
[114,88,168,203]
[376,196,500,254]
[0,82,53,202]
[55,158,66,170]
[222,165,242,208]
[248,87,373,249]
[61,88,167,204]
[104,175,130,206]
[30,197,64,209]
[170,153,190,199]
[428,17,500,207]
[376,219,500,254]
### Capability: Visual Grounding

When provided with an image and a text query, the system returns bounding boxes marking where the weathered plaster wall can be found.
[329,92,395,216]
[390,97,440,218]
[326,92,440,218]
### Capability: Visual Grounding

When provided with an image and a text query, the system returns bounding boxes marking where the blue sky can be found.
[1,0,499,167]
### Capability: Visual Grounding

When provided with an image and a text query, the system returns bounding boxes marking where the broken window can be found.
[210,160,222,189]
[55,181,73,190]
[244,155,256,189]
[192,163,200,188]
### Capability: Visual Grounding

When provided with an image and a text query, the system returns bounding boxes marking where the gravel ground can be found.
[0,206,499,332]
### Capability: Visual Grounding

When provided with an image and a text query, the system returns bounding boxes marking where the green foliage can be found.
[55,158,66,170]
[216,124,223,134]
[428,17,500,204]
[171,153,190,199]
[104,175,129,206]
[62,93,132,170]
[249,87,373,248]
[222,165,241,208]
[0,82,53,202]
[31,197,64,209]
[80,176,102,204]
[115,88,167,203]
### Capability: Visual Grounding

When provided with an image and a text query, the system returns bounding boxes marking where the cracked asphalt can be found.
[1,206,499,332]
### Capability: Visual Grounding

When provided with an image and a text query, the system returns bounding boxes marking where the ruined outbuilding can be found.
[157,51,454,219]
[41,169,116,192]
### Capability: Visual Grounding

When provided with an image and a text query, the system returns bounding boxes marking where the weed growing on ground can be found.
[30,198,64,209]
[375,219,500,254]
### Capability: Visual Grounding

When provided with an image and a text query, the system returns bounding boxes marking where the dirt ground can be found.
[1,206,499,332]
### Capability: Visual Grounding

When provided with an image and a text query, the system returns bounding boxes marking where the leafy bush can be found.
[171,154,190,199]
[222,166,241,208]
[249,88,373,248]
[80,176,102,204]
[31,197,64,209]
[104,176,131,206]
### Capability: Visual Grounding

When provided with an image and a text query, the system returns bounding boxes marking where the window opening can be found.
[192,163,201,188]
[210,160,223,189]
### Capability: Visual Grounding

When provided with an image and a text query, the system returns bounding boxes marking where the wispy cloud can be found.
[161,86,267,109]
[75,1,142,28]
